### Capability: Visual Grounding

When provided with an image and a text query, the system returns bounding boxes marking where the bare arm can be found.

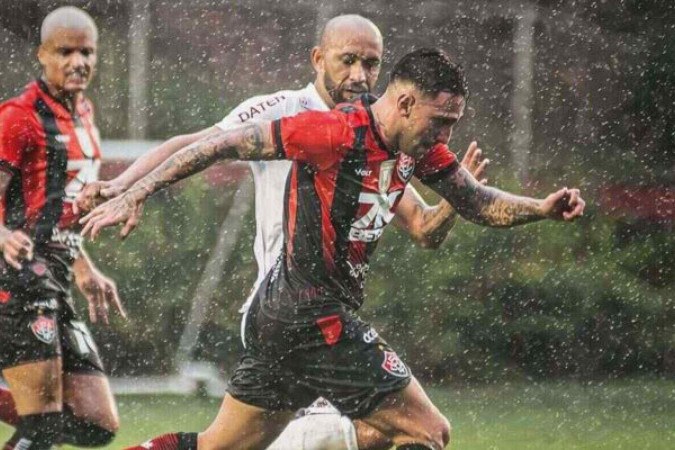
[393,142,490,249]
[0,170,34,268]
[426,165,585,227]
[80,122,274,238]
[74,126,218,213]
[114,126,218,190]
[72,247,126,324]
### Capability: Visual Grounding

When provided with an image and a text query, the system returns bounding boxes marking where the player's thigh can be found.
[361,377,450,449]
[62,372,119,432]
[199,393,294,450]
[2,359,63,415]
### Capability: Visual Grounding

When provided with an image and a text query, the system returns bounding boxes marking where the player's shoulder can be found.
[0,82,40,117]
[233,87,307,124]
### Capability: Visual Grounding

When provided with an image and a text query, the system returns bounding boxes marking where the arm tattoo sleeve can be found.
[127,122,270,202]
[428,167,544,227]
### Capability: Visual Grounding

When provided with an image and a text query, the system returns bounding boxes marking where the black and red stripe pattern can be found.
[0,80,101,241]
[269,95,457,311]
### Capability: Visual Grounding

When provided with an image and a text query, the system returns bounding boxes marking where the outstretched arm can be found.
[80,122,274,239]
[74,126,218,214]
[426,164,585,227]
[393,142,489,249]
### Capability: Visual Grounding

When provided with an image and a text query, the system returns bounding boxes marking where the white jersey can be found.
[214,83,329,313]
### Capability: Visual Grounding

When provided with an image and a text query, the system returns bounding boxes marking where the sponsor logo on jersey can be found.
[316,314,343,346]
[30,315,56,344]
[397,154,415,182]
[379,160,396,193]
[382,351,409,378]
[363,327,379,343]
[237,95,287,123]
[355,167,372,177]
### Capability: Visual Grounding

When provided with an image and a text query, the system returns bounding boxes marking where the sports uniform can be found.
[0,79,103,373]
[214,83,329,317]
[229,95,458,418]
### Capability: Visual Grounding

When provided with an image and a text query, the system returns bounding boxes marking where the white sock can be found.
[267,413,358,450]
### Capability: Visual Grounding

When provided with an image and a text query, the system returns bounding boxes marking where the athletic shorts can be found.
[228,295,411,419]
[0,246,104,374]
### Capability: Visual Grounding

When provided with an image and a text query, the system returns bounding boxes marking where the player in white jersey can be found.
[75,15,487,450]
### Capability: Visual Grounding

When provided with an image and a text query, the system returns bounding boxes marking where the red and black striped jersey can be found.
[266,95,458,313]
[0,80,101,243]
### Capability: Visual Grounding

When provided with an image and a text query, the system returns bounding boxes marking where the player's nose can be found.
[349,63,367,83]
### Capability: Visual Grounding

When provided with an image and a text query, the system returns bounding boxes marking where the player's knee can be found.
[60,405,117,447]
[407,413,450,450]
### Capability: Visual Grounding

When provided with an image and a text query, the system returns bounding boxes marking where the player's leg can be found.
[61,373,118,447]
[126,394,293,450]
[360,377,450,450]
[59,318,119,447]
[2,359,65,449]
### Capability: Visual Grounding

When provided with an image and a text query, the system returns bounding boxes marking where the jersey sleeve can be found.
[415,143,459,184]
[271,110,353,170]
[215,91,291,130]
[0,105,35,173]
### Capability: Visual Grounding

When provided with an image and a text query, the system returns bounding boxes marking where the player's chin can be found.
[63,81,89,93]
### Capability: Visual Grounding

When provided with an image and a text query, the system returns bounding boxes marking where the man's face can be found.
[38,27,97,95]
[399,91,466,158]
[314,32,382,106]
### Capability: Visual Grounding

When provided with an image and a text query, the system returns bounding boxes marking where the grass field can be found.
[0,379,672,449]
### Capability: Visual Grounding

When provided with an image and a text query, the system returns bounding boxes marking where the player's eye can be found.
[364,59,381,70]
[342,55,357,65]
[81,49,93,57]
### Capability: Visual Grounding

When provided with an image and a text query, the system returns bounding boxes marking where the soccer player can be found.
[82,48,585,450]
[0,7,125,449]
[74,15,487,450]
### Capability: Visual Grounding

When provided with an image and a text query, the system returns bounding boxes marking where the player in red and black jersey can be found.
[0,7,124,450]
[84,48,585,450]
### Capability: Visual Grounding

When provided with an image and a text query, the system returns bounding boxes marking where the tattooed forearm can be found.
[429,167,544,227]
[418,200,458,247]
[125,123,271,202]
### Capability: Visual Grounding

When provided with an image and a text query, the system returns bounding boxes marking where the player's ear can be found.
[37,44,47,67]
[311,46,324,72]
[397,93,415,118]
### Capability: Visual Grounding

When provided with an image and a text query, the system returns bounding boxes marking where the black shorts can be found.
[228,296,411,419]
[0,245,104,374]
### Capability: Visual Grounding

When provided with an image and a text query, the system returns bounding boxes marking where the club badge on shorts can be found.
[382,350,409,378]
[30,315,56,344]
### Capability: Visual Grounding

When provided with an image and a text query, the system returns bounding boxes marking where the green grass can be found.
[0,379,672,449]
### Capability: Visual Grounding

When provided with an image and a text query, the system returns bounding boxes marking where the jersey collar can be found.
[303,83,330,112]
[360,94,395,158]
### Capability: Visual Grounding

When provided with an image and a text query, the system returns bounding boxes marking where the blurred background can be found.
[0,0,673,448]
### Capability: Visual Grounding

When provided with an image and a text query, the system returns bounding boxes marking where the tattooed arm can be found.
[426,165,585,227]
[80,122,273,239]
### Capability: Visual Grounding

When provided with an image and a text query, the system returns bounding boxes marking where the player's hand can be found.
[80,193,145,240]
[74,264,127,325]
[73,180,125,215]
[0,229,34,270]
[540,187,586,221]
[460,141,489,185]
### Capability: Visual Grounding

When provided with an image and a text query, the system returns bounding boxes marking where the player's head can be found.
[385,48,468,158]
[312,14,383,107]
[38,6,98,96]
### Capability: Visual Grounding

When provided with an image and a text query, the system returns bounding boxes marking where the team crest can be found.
[397,154,415,182]
[382,351,409,378]
[30,315,56,344]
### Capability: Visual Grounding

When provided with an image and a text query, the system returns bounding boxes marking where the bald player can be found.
[0,7,124,449]
[76,15,486,450]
